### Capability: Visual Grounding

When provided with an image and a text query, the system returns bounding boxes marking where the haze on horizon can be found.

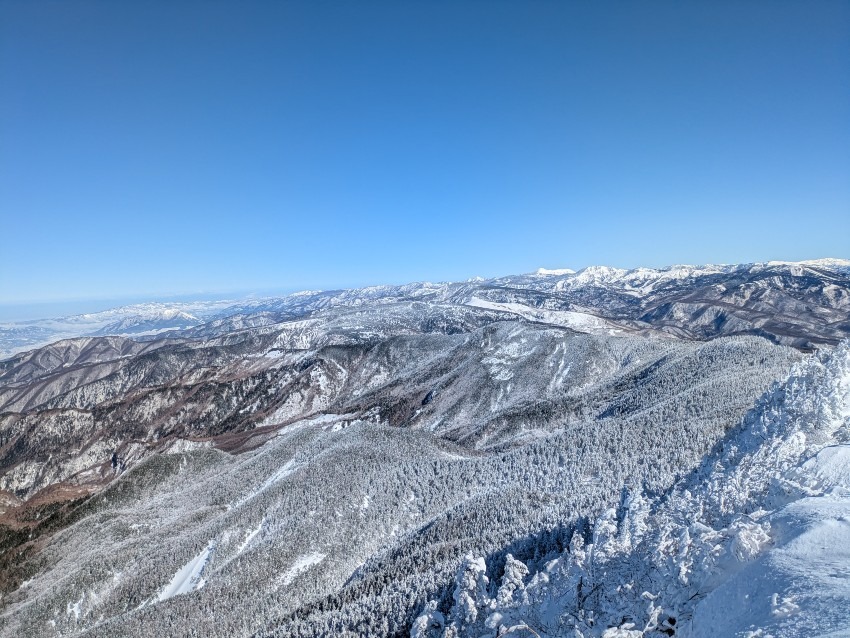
[2,1,848,306]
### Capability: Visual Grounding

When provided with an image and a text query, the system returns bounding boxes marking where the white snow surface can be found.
[280,552,326,587]
[415,341,850,638]
[691,492,850,637]
[235,458,303,507]
[467,297,622,336]
[156,541,214,602]
[236,521,264,556]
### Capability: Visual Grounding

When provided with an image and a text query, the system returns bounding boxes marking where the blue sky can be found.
[2,0,848,307]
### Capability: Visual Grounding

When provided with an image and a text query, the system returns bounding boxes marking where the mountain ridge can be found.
[2,257,847,360]
[0,259,847,637]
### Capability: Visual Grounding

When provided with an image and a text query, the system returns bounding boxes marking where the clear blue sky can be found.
[2,0,849,305]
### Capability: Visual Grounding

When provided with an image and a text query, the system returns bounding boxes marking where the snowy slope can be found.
[466,297,625,335]
[417,341,850,638]
[156,542,215,602]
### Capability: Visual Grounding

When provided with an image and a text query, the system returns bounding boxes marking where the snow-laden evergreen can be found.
[419,341,850,637]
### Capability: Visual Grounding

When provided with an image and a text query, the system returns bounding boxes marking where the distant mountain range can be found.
[2,258,848,359]
[0,258,847,638]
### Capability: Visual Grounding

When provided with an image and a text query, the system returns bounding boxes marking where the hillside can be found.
[0,260,847,637]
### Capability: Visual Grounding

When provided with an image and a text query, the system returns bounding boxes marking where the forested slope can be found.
[0,260,847,637]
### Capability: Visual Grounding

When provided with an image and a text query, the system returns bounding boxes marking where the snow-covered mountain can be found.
[0,301,234,358]
[2,258,848,359]
[0,259,847,638]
